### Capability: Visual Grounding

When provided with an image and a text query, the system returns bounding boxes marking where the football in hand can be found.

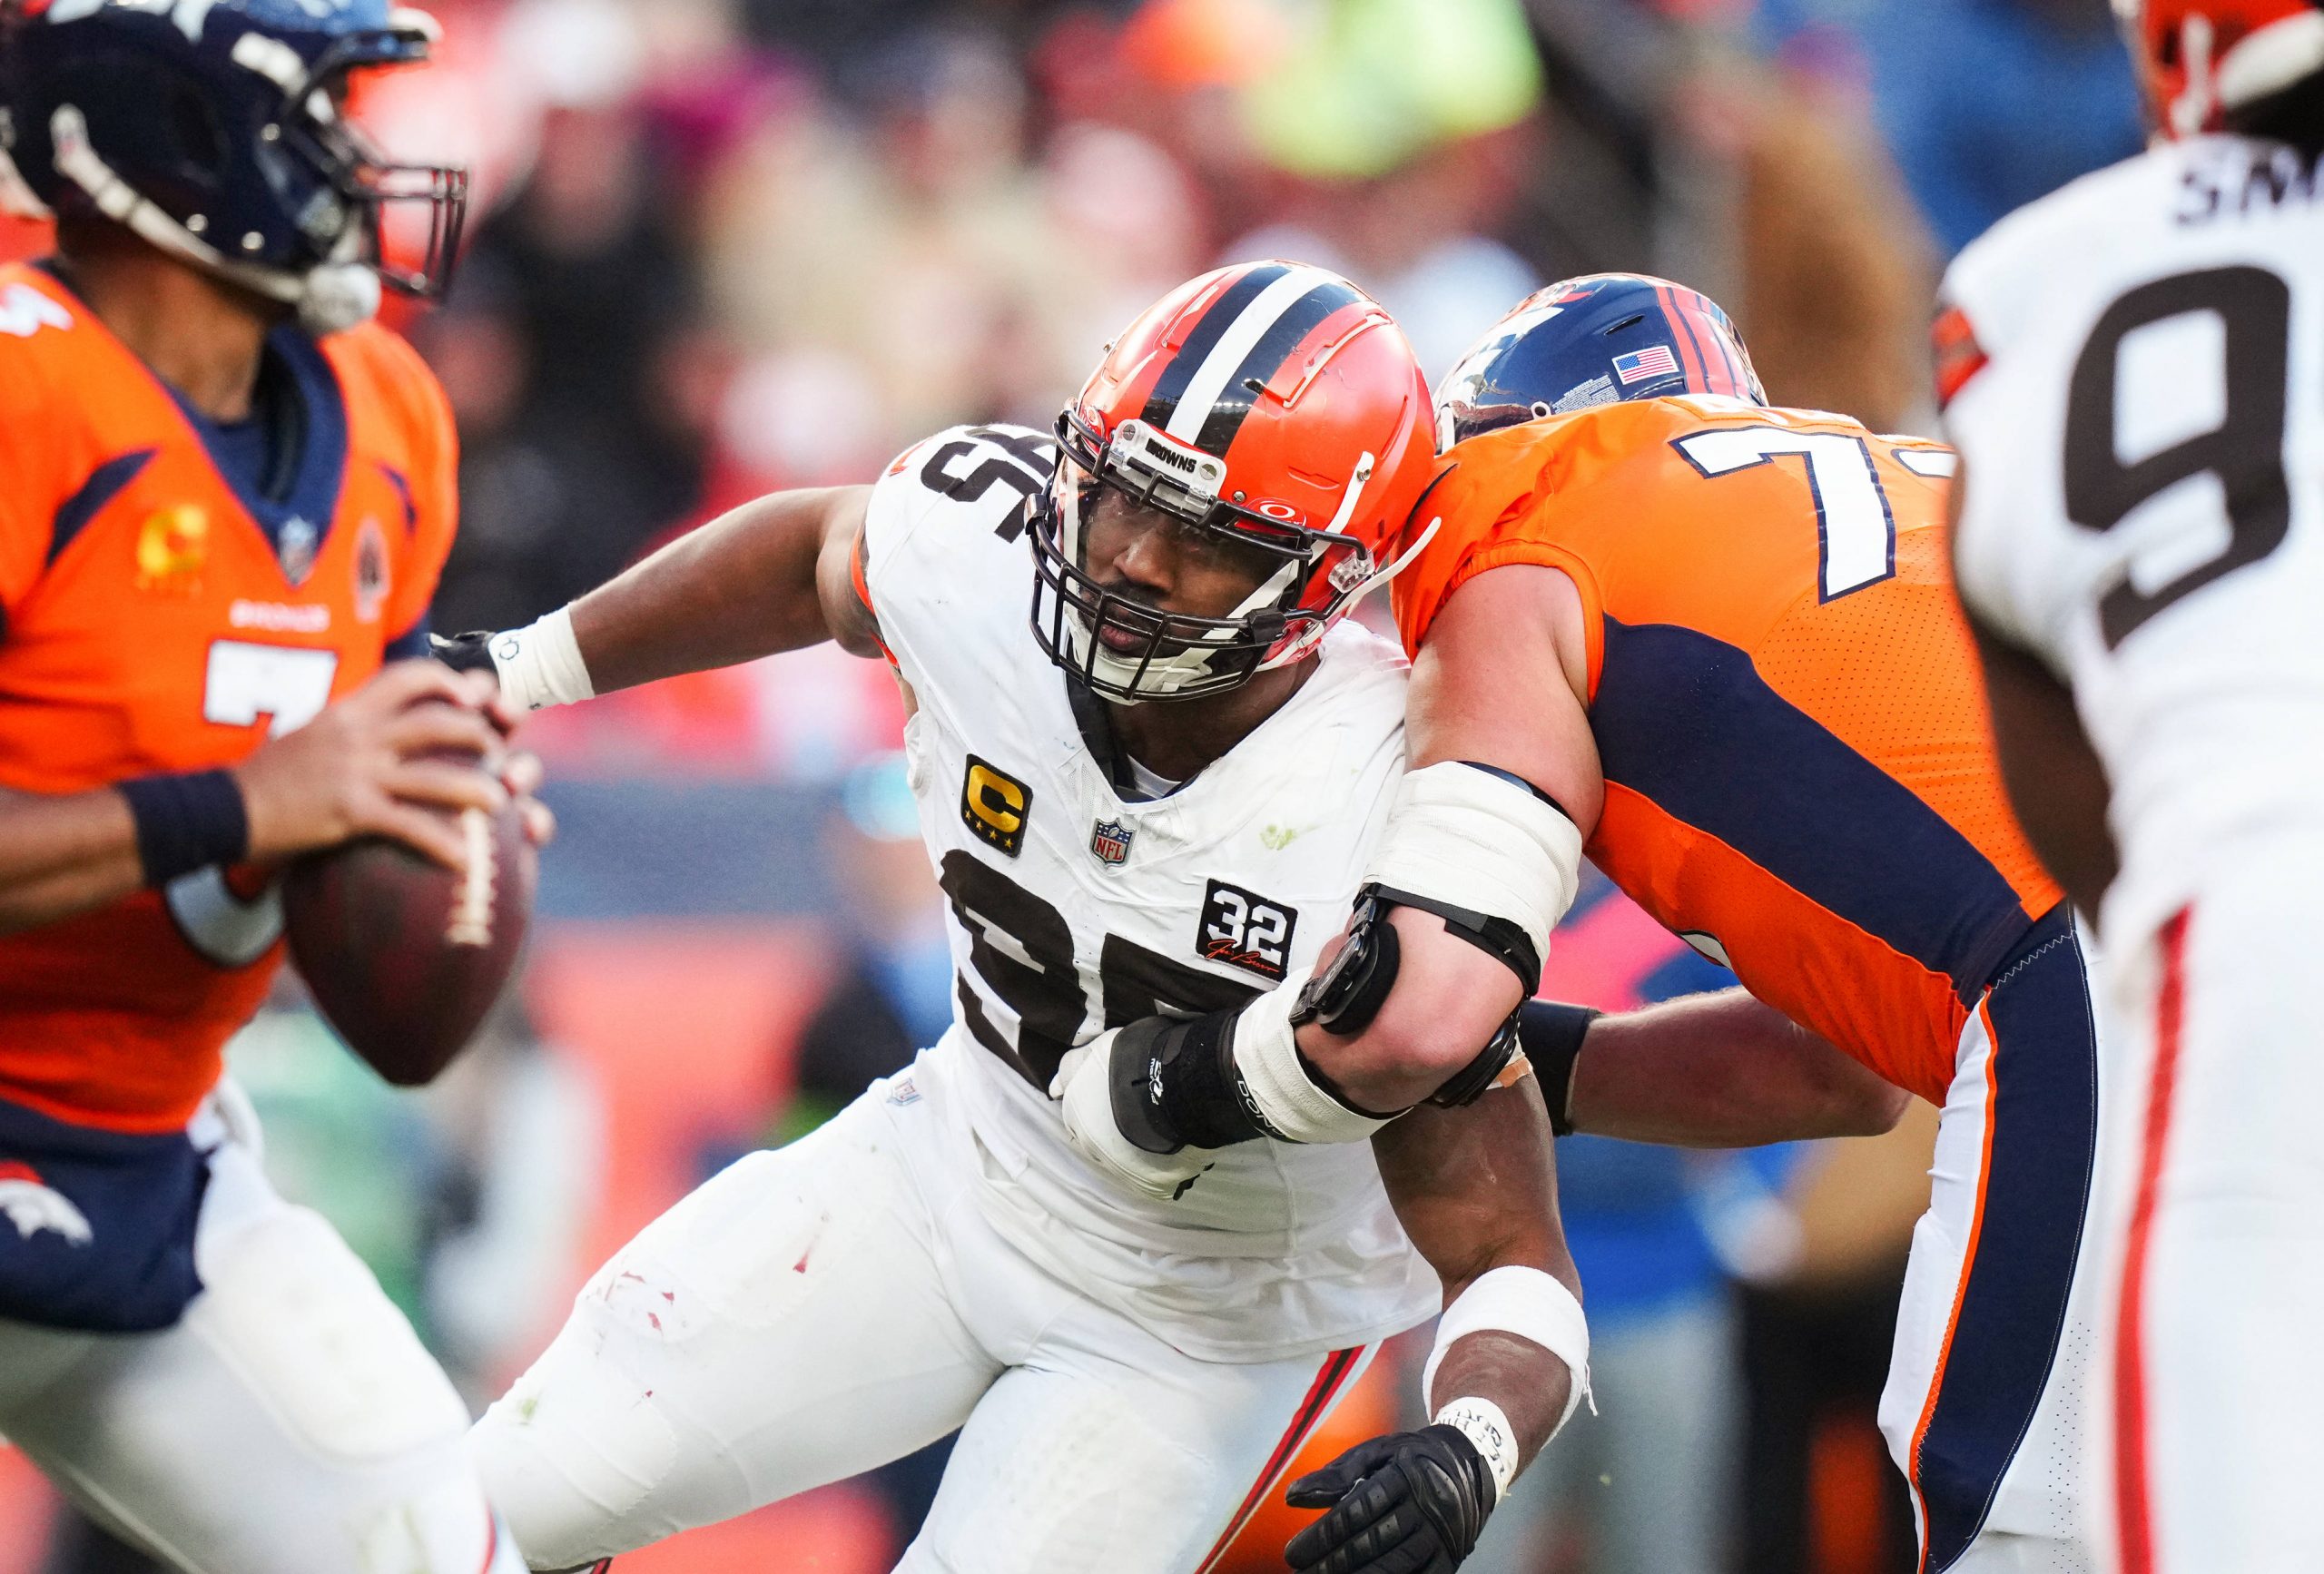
[282,784,537,1087]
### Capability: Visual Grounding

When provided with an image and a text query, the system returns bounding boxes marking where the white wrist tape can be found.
[1363,762,1583,976]
[488,606,596,713]
[1231,967,1396,1146]
[1423,1266,1593,1438]
[1433,1396,1519,1503]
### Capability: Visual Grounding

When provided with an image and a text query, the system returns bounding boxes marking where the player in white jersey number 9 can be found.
[1944,4,2324,1569]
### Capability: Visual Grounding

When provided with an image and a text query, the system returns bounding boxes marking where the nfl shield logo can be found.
[1089,819,1135,865]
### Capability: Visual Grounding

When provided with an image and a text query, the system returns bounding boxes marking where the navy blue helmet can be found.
[0,0,467,331]
[1434,272,1767,449]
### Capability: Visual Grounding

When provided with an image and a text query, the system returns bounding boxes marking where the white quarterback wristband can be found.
[488,606,596,714]
[1232,967,1397,1146]
[1433,1396,1520,1503]
[1423,1266,1594,1438]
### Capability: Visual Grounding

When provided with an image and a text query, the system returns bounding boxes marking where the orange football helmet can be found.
[2117,0,2324,135]
[1031,261,1437,703]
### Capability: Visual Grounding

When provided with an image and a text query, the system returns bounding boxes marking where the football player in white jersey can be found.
[1942,4,2324,1569]
[449,263,1612,1573]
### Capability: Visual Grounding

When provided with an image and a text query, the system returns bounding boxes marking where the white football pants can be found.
[469,1067,1377,1573]
[2098,838,2324,1574]
[0,1088,525,1574]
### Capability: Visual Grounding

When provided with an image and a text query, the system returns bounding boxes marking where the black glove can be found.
[1283,1425,1496,1574]
[429,631,500,680]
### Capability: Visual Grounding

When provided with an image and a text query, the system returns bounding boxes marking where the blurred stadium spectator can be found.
[416,1,713,634]
[1463,882,1756,1574]
[772,755,953,1147]
[1731,1104,1941,1574]
[1752,0,2143,260]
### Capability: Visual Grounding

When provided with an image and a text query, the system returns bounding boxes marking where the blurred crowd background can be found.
[0,0,2145,1569]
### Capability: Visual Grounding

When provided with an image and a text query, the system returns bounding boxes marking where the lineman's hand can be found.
[1284,1427,1497,1574]
[1051,1025,1215,1202]
[428,629,497,679]
[232,663,509,871]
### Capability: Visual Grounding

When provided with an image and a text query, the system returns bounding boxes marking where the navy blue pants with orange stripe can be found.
[1878,906,2104,1573]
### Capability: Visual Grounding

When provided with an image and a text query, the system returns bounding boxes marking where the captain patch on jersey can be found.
[852,419,1433,1363]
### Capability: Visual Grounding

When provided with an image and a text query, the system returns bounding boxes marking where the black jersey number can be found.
[2063,265,2294,649]
[918,428,1058,541]
[937,851,1260,1090]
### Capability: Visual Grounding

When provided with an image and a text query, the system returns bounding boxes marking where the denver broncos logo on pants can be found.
[0,1160,92,1245]
[0,1097,204,1333]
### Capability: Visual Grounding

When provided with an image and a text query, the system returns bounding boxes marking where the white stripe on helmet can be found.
[1164,264,1344,447]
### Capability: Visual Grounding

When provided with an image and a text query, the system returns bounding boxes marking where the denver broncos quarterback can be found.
[0,2,541,1569]
[1944,4,2324,1568]
[1059,274,2111,1574]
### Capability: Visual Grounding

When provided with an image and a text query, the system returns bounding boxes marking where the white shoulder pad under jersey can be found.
[1943,138,2324,918]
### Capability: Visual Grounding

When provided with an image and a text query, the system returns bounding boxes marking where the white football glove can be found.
[1051,1034,1216,1203]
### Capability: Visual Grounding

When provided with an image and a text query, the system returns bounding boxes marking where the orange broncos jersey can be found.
[0,261,458,1134]
[1395,397,2061,1104]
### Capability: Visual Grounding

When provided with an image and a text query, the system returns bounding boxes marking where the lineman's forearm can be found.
[568,487,866,694]
[1373,1085,1579,1475]
[1567,987,1909,1146]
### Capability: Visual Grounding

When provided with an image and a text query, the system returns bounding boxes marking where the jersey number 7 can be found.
[167,642,341,968]
[1673,427,1931,602]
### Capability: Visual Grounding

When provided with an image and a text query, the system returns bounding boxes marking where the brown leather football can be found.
[282,798,537,1086]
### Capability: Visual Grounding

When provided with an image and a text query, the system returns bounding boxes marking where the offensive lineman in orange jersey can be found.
[0,3,542,1570]
[1059,277,2107,1574]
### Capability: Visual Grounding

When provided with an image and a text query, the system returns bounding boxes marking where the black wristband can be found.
[1516,1000,1600,1137]
[118,770,250,887]
[1109,1008,1268,1153]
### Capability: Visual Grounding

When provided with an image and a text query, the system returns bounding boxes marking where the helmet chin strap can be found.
[48,105,381,335]
[297,261,382,336]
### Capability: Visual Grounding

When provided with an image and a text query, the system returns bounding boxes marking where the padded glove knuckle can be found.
[429,631,497,676]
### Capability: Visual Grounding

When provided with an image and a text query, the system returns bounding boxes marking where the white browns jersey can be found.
[1945,137,2324,943]
[857,422,1437,1362]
